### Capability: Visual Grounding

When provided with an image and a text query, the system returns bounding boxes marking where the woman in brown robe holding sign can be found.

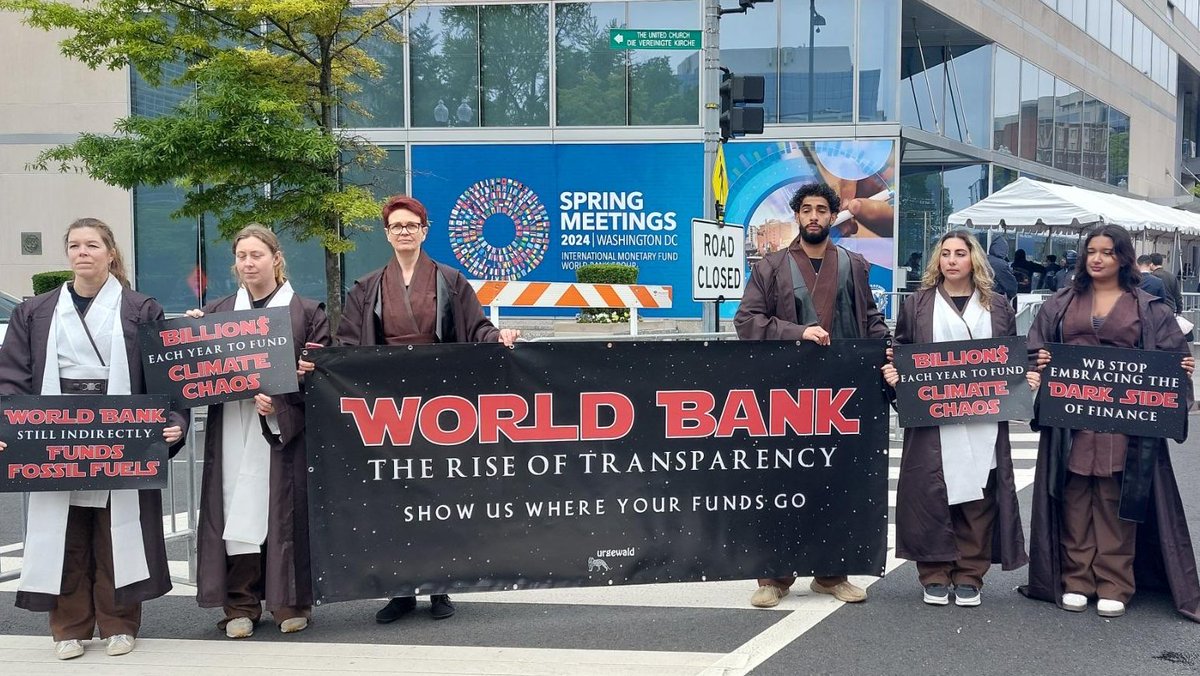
[1023,224,1199,619]
[303,194,518,624]
[0,218,185,660]
[882,230,1034,607]
[187,225,329,638]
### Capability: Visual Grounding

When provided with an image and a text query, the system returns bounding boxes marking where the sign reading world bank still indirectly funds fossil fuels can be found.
[304,340,890,602]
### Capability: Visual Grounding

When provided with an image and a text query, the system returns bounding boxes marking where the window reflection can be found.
[1053,79,1080,174]
[858,0,898,122]
[410,6,481,128]
[629,0,699,125]
[780,0,855,123]
[133,185,199,313]
[993,48,1020,155]
[344,149,408,288]
[556,2,626,125]
[339,12,405,128]
[1108,107,1130,187]
[480,4,549,126]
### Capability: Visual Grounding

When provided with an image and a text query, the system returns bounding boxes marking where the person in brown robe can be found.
[734,182,890,608]
[1022,224,1200,620]
[189,226,330,638]
[882,230,1030,608]
[314,194,519,623]
[0,219,186,660]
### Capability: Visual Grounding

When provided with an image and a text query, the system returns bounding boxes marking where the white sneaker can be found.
[225,617,255,639]
[105,634,135,656]
[1061,592,1088,612]
[1097,599,1126,617]
[55,639,84,660]
[279,617,308,633]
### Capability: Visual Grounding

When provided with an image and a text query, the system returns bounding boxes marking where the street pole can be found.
[702,0,721,333]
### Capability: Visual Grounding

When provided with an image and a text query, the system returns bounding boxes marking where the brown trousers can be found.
[218,553,310,629]
[916,473,998,588]
[1061,473,1137,602]
[49,506,141,641]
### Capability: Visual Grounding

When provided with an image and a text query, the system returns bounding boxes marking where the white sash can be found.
[20,276,150,594]
[220,281,293,555]
[932,289,999,506]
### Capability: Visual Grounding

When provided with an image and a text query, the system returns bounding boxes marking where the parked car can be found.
[0,290,20,347]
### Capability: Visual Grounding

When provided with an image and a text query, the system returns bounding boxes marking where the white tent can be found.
[947,177,1200,241]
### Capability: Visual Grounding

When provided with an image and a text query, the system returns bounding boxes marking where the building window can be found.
[993,47,1020,155]
[339,12,406,129]
[343,148,408,288]
[555,1,699,126]
[411,5,550,127]
[133,185,200,312]
[858,0,898,122]
[1108,107,1129,187]
[779,0,855,124]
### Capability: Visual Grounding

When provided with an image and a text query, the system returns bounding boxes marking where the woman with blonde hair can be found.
[187,224,329,638]
[0,218,186,659]
[883,229,1035,607]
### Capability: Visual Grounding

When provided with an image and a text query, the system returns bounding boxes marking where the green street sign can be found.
[609,29,702,50]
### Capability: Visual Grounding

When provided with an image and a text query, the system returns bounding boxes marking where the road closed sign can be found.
[691,218,745,302]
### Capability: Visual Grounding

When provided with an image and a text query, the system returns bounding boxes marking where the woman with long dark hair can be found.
[883,230,1032,607]
[1022,224,1199,620]
[0,218,186,659]
[187,225,329,639]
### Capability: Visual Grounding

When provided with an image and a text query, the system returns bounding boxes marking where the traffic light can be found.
[719,71,765,142]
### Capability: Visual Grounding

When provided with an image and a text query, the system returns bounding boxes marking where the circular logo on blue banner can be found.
[448,178,550,280]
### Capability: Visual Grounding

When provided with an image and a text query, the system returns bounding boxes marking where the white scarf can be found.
[220,281,292,555]
[932,289,999,506]
[20,275,150,594]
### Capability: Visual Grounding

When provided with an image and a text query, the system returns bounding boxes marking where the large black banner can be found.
[1038,342,1188,439]
[306,340,889,603]
[138,307,298,408]
[0,394,170,493]
[894,337,1033,427]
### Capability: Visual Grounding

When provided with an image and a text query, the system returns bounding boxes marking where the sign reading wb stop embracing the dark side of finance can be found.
[893,336,1033,428]
[0,394,170,493]
[138,307,298,409]
[1038,343,1188,439]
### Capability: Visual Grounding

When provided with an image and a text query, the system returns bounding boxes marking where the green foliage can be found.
[32,270,73,295]
[575,264,638,285]
[575,264,638,322]
[1,0,413,325]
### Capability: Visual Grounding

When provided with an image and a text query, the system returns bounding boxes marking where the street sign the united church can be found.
[609,28,702,50]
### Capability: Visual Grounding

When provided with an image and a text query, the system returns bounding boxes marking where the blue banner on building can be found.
[412,143,704,317]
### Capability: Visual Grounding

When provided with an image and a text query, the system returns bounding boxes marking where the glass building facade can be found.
[129,0,1158,314]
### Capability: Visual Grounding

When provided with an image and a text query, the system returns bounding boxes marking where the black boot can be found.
[429,594,455,620]
[375,596,417,623]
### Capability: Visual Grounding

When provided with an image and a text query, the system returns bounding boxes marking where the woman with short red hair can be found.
[328,194,518,623]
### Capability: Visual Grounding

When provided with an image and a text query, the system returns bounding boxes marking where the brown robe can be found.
[0,286,188,612]
[380,253,438,345]
[195,292,330,613]
[1022,286,1200,621]
[734,242,889,341]
[338,256,501,347]
[892,288,1028,570]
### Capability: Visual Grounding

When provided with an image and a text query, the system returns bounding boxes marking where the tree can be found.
[2,0,412,329]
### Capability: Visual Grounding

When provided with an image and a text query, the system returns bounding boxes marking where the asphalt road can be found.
[1,415,1199,674]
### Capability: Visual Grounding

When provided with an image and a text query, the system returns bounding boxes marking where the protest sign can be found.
[1038,343,1187,439]
[139,307,297,408]
[894,336,1032,427]
[0,394,170,492]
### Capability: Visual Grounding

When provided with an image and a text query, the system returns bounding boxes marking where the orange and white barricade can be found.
[468,281,673,336]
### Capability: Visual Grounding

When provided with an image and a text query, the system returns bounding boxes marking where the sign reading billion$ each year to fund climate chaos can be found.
[893,336,1033,428]
[138,306,298,409]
